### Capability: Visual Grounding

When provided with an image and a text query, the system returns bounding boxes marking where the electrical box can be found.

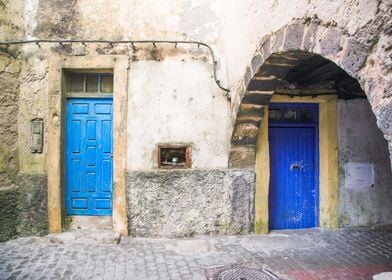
[31,119,43,153]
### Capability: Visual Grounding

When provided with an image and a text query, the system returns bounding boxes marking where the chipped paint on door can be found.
[268,103,319,229]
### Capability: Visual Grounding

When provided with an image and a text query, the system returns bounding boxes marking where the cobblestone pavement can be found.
[0,226,391,280]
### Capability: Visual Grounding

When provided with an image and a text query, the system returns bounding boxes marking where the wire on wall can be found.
[0,39,231,99]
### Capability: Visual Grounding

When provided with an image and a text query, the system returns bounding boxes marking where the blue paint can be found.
[268,103,319,229]
[66,98,113,216]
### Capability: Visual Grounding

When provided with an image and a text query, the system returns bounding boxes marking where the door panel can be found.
[269,126,317,229]
[66,98,113,215]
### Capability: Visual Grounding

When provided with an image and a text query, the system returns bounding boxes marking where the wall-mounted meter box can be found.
[31,119,43,153]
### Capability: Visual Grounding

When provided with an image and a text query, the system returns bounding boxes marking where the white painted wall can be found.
[75,0,222,42]
[127,57,231,170]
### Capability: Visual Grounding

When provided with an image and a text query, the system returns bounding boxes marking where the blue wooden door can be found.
[66,98,113,215]
[268,103,318,229]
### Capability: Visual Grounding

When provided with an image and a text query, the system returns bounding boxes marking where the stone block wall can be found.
[126,169,255,237]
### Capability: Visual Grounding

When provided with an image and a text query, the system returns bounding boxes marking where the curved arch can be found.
[228,20,392,233]
[229,20,380,168]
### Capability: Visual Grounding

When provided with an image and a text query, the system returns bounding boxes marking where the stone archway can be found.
[229,19,391,168]
[228,20,392,233]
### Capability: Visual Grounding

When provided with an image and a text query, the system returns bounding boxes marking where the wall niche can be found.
[158,144,192,169]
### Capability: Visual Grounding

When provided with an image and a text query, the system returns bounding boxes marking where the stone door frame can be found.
[47,55,129,235]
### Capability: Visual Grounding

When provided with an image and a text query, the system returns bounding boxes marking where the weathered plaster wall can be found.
[338,99,392,227]
[0,1,49,241]
[0,47,48,241]
[18,46,48,174]
[0,0,23,41]
[0,51,20,188]
[28,0,225,51]
[127,55,231,170]
[126,169,255,237]
[0,0,23,188]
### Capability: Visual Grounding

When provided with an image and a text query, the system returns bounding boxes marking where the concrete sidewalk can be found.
[0,226,391,280]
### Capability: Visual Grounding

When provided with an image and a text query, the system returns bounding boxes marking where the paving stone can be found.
[0,226,391,279]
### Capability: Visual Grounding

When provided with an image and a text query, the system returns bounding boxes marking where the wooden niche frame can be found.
[158,144,192,169]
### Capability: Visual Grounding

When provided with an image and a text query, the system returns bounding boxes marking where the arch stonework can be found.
[229,19,392,168]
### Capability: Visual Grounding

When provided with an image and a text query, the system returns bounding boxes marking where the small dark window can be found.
[299,109,314,122]
[100,75,113,94]
[283,109,297,121]
[158,145,191,169]
[268,109,281,121]
[67,72,113,95]
[69,74,84,92]
[86,74,99,92]
[269,104,317,124]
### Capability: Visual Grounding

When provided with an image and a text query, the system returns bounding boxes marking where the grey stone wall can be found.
[126,169,255,237]
[0,174,47,242]
[338,99,392,227]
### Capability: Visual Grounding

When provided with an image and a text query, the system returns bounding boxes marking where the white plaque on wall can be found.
[345,162,374,190]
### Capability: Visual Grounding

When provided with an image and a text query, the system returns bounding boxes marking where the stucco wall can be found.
[0,51,20,188]
[127,57,230,170]
[338,99,392,227]
[0,0,23,41]
[0,0,23,188]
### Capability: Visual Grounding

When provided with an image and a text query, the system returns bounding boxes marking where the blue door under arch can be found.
[66,98,113,216]
[268,103,319,229]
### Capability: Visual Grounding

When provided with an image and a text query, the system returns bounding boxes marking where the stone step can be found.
[46,229,120,244]
[68,216,112,230]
